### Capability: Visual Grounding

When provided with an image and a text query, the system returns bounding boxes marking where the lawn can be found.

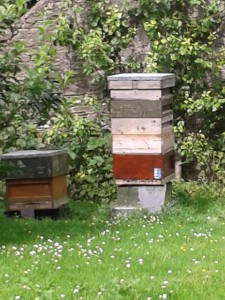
[1,195,225,300]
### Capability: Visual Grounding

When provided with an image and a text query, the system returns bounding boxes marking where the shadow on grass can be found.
[0,200,111,245]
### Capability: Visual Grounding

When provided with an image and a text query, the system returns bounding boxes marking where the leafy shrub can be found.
[172,180,225,212]
[42,98,116,204]
[0,2,63,156]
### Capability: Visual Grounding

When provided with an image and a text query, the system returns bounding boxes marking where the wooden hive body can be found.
[1,150,68,212]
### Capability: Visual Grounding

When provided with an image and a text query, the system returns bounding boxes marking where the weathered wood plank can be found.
[111,96,172,118]
[137,78,175,89]
[112,134,161,154]
[111,120,174,136]
[162,125,173,138]
[108,81,133,90]
[108,78,175,90]
[110,89,170,100]
[107,73,175,83]
[162,110,173,123]
[111,100,161,118]
[112,132,174,154]
[111,118,162,135]
[162,131,174,153]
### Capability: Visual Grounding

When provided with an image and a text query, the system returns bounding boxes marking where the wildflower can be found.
[73,288,79,293]
[60,294,66,298]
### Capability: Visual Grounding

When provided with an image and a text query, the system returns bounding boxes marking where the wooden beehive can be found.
[108,73,176,185]
[1,150,68,213]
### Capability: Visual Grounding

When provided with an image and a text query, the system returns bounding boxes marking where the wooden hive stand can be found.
[108,73,176,214]
[1,149,68,218]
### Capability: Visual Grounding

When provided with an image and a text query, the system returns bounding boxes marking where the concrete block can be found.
[115,183,172,214]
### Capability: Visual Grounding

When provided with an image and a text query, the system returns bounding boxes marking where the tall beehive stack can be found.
[107,73,176,213]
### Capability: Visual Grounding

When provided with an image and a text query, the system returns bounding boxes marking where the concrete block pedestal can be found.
[112,183,172,216]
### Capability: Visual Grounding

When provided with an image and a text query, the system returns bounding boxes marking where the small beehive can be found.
[1,149,68,215]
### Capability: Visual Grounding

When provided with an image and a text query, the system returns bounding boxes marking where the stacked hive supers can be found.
[108,73,176,213]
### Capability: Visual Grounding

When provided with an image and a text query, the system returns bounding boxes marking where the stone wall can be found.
[7,0,150,101]
[10,1,224,99]
[8,0,93,100]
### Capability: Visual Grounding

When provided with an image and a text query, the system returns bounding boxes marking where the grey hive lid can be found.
[1,149,67,160]
[107,73,175,81]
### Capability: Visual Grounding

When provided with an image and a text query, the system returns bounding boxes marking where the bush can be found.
[172,179,225,212]
[42,98,116,204]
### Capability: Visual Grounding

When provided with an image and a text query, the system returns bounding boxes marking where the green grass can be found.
[1,192,225,300]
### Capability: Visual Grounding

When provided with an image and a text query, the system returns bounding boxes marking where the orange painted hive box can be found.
[113,151,174,182]
[1,149,68,211]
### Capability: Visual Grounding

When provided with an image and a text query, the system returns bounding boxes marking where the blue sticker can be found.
[154,168,162,179]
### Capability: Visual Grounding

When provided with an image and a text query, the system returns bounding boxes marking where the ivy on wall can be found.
[56,0,138,82]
